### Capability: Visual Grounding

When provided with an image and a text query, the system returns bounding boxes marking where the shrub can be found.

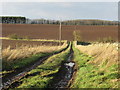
[8,34,20,39]
[73,31,82,41]
[97,37,116,43]
[7,34,30,40]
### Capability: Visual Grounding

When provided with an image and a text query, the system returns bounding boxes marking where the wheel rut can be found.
[48,44,75,89]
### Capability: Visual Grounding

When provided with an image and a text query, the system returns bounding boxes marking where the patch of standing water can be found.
[65,62,75,67]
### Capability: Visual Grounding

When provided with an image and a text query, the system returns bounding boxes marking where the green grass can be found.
[2,53,50,70]
[16,43,71,88]
[71,45,119,88]
[2,52,52,71]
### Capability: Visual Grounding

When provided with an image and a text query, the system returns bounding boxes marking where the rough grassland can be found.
[75,42,118,67]
[71,42,119,88]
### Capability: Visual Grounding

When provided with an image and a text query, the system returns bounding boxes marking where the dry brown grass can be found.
[74,41,118,67]
[2,42,67,62]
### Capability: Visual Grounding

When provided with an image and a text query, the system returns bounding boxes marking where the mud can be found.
[48,45,75,89]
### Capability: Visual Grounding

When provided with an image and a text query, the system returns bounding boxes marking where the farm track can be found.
[48,44,75,89]
[1,44,69,90]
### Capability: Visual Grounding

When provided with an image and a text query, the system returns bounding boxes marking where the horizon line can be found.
[0,15,118,21]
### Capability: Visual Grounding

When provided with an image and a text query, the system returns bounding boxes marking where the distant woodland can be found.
[0,16,118,25]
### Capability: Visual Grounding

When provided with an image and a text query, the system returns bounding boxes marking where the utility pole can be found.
[59,20,62,46]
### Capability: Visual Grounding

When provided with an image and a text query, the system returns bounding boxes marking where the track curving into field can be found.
[1,44,69,90]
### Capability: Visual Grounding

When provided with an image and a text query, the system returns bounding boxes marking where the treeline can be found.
[62,19,118,25]
[0,16,26,24]
[26,19,59,24]
[26,19,119,25]
[0,16,118,25]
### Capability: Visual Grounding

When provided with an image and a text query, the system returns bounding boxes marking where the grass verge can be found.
[71,44,119,88]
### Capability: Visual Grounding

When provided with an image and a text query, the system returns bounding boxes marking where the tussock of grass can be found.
[19,75,53,88]
[17,43,71,88]
[71,41,119,88]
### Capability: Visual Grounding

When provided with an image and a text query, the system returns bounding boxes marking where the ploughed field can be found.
[2,24,118,41]
[2,39,63,49]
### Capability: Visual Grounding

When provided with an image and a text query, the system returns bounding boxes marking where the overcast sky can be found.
[1,2,118,21]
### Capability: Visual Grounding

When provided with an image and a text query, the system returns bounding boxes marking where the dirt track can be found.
[2,24,118,41]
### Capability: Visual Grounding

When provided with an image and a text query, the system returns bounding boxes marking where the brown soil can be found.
[2,24,118,41]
